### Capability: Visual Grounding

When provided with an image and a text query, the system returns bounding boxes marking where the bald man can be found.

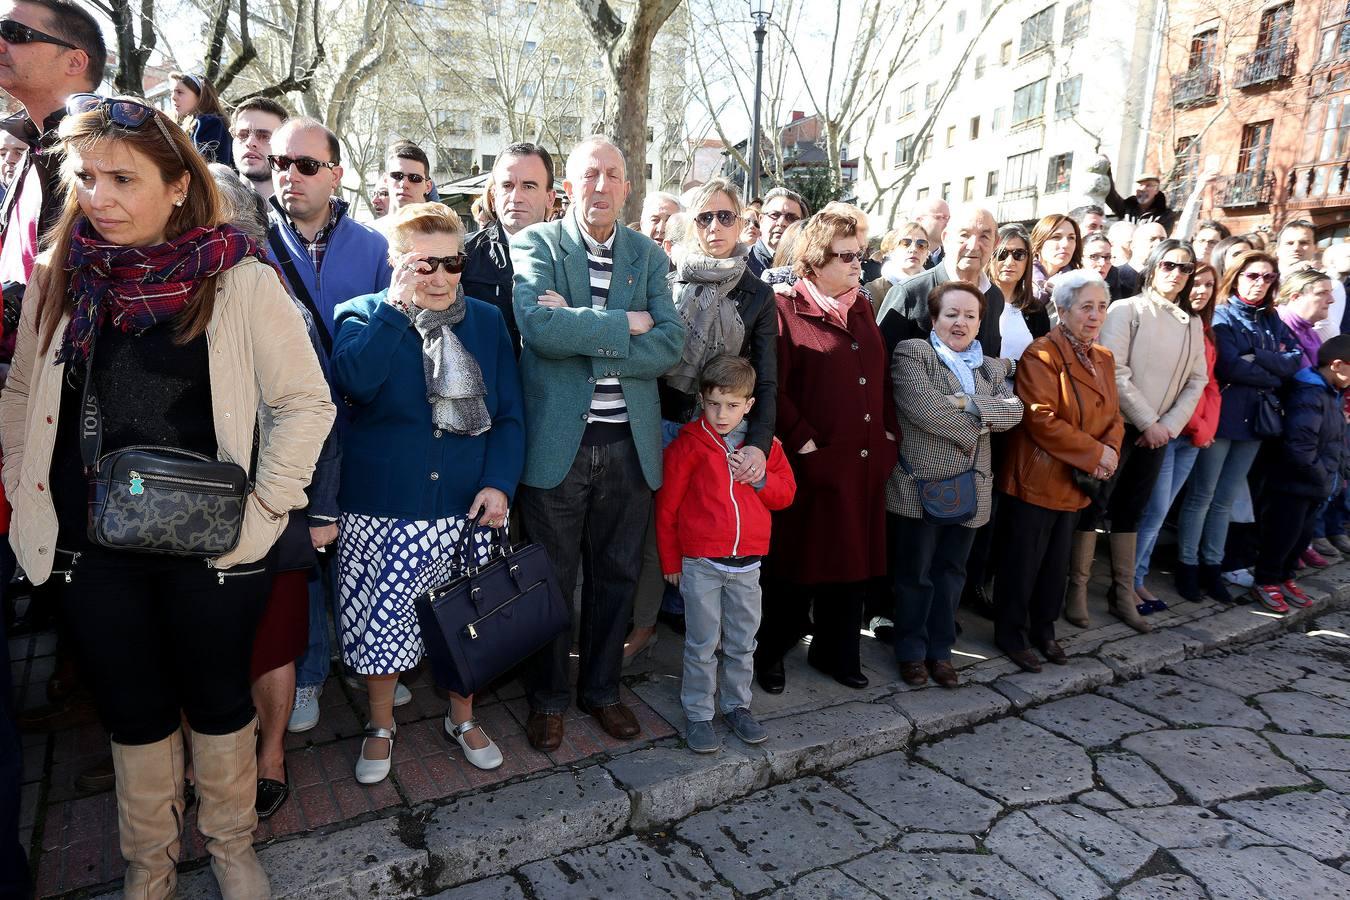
[913,198,951,269]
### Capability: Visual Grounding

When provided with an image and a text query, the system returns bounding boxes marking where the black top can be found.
[461,221,520,353]
[877,262,1006,358]
[52,323,216,549]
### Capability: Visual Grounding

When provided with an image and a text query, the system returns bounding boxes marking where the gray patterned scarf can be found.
[665,246,748,395]
[413,287,491,436]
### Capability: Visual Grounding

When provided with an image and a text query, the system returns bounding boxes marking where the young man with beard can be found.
[231,97,288,203]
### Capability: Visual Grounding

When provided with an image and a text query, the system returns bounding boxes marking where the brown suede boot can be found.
[1107,532,1152,633]
[192,718,270,899]
[111,730,185,899]
[1063,530,1097,628]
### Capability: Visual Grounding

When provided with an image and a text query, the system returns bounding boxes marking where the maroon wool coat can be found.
[768,280,899,585]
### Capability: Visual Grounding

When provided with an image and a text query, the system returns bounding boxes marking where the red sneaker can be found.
[1252,583,1290,613]
[1301,546,1333,568]
[1281,580,1313,608]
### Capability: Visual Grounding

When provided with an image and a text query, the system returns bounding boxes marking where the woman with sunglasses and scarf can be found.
[170,72,232,167]
[0,95,333,898]
[1175,251,1303,607]
[1067,240,1208,634]
[987,224,1050,361]
[330,202,524,783]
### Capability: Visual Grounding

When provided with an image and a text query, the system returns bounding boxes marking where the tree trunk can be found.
[103,0,156,95]
[611,41,652,224]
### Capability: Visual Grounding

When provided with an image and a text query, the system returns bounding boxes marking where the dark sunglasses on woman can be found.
[1242,270,1277,283]
[694,210,738,229]
[829,251,863,264]
[0,18,77,49]
[414,254,467,275]
[66,93,185,166]
[1157,260,1195,274]
[897,237,929,250]
[268,155,339,176]
[995,248,1028,262]
[388,171,428,184]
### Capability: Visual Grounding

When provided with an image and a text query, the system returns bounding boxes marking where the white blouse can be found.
[999,302,1035,361]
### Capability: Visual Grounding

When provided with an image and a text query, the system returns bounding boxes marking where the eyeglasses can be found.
[1087,252,1113,263]
[763,210,800,224]
[232,127,272,144]
[388,171,428,184]
[0,19,77,50]
[1242,271,1278,283]
[1157,260,1195,275]
[897,237,929,250]
[414,254,467,275]
[268,155,338,176]
[65,94,185,167]
[828,251,863,264]
[694,210,737,229]
[994,248,1028,262]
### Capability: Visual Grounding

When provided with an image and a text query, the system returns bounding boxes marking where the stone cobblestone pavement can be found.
[10,547,1350,897]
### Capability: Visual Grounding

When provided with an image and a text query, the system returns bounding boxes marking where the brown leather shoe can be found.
[899,661,928,687]
[582,702,641,740]
[75,754,116,793]
[927,660,960,688]
[1038,640,1068,665]
[526,711,564,752]
[1006,649,1042,674]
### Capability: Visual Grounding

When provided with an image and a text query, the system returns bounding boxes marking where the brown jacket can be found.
[997,328,1125,512]
[0,256,335,583]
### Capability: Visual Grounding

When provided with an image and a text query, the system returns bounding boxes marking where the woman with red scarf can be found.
[0,97,333,897]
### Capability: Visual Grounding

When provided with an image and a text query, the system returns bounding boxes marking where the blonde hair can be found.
[1276,268,1332,306]
[386,202,464,258]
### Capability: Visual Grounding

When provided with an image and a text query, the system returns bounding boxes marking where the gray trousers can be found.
[680,557,762,722]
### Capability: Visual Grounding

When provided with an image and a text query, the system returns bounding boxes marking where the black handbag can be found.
[1253,389,1284,439]
[80,350,250,557]
[897,446,979,525]
[414,513,569,696]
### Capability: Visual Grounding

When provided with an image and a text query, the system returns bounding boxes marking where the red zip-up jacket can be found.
[1181,331,1220,448]
[656,417,796,575]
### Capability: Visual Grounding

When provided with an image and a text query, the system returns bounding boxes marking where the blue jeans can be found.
[295,553,338,689]
[1176,438,1263,566]
[679,558,761,722]
[1135,438,1202,585]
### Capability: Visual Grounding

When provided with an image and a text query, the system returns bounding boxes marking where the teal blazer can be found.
[510,215,684,490]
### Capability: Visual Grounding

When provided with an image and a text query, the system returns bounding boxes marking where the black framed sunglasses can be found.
[995,247,1029,262]
[763,210,801,224]
[268,155,338,176]
[694,210,737,229]
[828,250,863,264]
[0,19,77,49]
[388,171,428,184]
[66,94,185,167]
[897,237,930,250]
[415,254,467,275]
[1157,260,1195,275]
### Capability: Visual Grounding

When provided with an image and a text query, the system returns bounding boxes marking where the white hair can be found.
[1051,269,1109,314]
[565,135,626,184]
[643,191,683,214]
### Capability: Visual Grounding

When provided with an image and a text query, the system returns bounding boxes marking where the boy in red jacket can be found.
[656,356,795,754]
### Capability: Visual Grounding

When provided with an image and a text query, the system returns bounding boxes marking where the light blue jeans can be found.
[680,557,762,723]
[1176,438,1263,567]
[1135,438,1202,586]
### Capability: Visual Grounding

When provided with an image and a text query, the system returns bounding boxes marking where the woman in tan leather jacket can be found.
[0,98,332,899]
[994,271,1123,672]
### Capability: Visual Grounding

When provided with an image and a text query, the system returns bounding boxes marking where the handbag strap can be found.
[455,509,509,573]
[78,347,102,472]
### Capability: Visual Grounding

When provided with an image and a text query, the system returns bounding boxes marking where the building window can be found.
[963,175,975,201]
[1019,6,1055,57]
[981,0,992,16]
[921,134,933,160]
[1000,40,1013,64]
[884,105,891,124]
[975,54,986,79]
[1005,149,1041,195]
[1238,120,1274,173]
[917,186,931,200]
[930,24,943,53]
[957,9,967,32]
[523,82,537,98]
[900,85,917,116]
[561,116,581,139]
[1045,152,1073,192]
[441,148,474,174]
[1303,96,1350,163]
[992,107,1006,131]
[481,153,496,172]
[970,115,981,139]
[1062,0,1089,44]
[882,152,889,169]
[645,163,654,180]
[1054,75,1082,119]
[482,117,501,135]
[483,76,499,92]
[896,135,914,166]
[1012,78,1048,126]
[593,86,607,101]
[647,126,655,141]
[1258,2,1294,51]
[941,181,952,201]
[986,169,999,196]
[522,40,537,56]
[946,124,957,147]
[1173,136,1201,191]
[924,81,939,108]
[1189,28,1218,70]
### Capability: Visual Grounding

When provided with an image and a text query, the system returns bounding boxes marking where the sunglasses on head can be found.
[694,210,737,229]
[763,210,800,224]
[828,251,863,264]
[268,155,338,176]
[388,171,428,184]
[1157,260,1195,274]
[1242,270,1277,283]
[995,247,1028,262]
[0,19,76,49]
[415,254,467,275]
[66,94,185,167]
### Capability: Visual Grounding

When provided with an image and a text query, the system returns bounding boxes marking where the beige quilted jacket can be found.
[0,255,335,583]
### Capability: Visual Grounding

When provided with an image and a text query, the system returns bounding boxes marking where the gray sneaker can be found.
[1332,534,1350,556]
[724,707,768,745]
[1312,537,1343,560]
[686,720,721,754]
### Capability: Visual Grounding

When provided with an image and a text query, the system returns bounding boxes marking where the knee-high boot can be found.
[192,718,270,899]
[1107,532,1152,633]
[111,730,185,899]
[1063,531,1097,628]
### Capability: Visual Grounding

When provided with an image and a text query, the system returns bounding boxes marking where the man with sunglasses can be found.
[385,140,434,213]
[747,186,809,278]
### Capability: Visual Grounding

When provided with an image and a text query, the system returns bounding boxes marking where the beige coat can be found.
[1099,291,1208,436]
[0,256,335,583]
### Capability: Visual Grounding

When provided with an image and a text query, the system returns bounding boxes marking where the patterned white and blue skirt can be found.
[337,513,494,675]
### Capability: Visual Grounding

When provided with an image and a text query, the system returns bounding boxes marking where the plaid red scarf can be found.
[60,220,276,364]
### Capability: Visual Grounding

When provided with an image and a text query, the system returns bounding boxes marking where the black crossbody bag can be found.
[79,347,251,557]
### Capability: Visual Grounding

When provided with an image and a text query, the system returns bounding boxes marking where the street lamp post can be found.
[747,0,773,199]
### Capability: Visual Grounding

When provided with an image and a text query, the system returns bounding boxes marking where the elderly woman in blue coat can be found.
[331,203,525,783]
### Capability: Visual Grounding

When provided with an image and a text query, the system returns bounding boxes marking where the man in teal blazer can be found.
[511,136,684,751]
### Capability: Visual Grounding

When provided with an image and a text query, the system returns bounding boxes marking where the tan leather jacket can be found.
[0,256,335,583]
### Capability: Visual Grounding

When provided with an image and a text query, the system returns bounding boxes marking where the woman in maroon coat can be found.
[755,209,899,694]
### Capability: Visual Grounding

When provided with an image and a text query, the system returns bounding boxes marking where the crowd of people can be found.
[3,1,1350,897]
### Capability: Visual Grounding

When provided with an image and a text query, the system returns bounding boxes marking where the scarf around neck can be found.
[665,247,748,395]
[60,220,272,364]
[1058,323,1097,376]
[1278,305,1322,367]
[929,330,984,396]
[801,277,859,330]
[413,286,492,436]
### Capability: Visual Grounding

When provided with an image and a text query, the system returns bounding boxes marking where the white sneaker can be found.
[1223,568,1255,589]
[287,684,322,733]
[344,675,413,707]
[445,713,503,771]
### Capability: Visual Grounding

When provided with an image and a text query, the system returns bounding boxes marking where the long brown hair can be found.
[987,224,1036,311]
[41,98,224,355]
[171,72,228,122]
[1216,250,1280,311]
[1189,262,1219,333]
[1030,213,1083,274]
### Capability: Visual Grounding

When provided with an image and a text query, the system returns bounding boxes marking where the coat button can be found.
[852,342,859,350]
[45,416,52,424]
[860,449,869,458]
[581,414,589,420]
[429,472,439,481]
[859,377,867,385]
[864,413,872,422]
[38,547,47,555]
[36,482,44,491]
[588,377,596,384]
[224,412,231,418]
[433,429,443,438]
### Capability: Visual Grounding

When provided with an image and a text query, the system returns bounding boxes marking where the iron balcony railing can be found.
[1171,67,1221,107]
[1216,170,1274,207]
[1235,42,1298,88]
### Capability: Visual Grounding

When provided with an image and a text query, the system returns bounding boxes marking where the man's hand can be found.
[310,523,338,550]
[664,573,680,586]
[730,445,767,483]
[536,290,567,308]
[627,311,654,335]
[798,438,818,455]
